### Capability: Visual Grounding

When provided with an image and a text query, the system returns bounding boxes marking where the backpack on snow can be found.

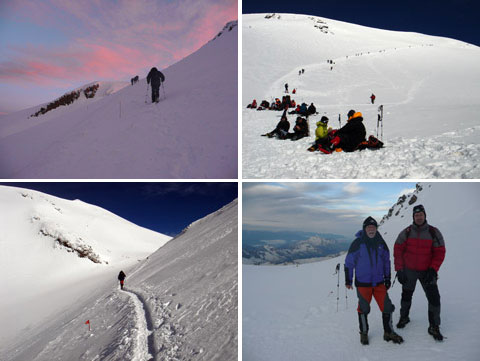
[357,135,384,151]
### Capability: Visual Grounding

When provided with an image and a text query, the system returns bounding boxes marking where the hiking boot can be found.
[384,331,404,344]
[428,326,444,341]
[360,332,369,345]
[396,316,410,328]
[307,145,316,152]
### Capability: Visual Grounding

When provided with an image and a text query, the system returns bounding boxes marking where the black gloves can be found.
[397,270,407,285]
[425,268,438,284]
[384,278,391,290]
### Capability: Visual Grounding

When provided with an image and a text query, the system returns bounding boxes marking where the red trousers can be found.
[356,285,393,314]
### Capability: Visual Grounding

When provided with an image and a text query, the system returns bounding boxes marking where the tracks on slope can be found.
[121,288,157,361]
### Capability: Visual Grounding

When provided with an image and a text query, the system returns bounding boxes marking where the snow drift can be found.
[0,21,237,179]
[243,183,480,360]
[2,197,238,361]
[242,13,480,178]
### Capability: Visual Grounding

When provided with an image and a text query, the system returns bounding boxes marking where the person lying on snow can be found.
[261,114,290,139]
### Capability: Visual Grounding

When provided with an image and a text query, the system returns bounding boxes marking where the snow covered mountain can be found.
[2,197,238,361]
[0,21,237,179]
[243,13,480,178]
[243,183,480,360]
[243,234,349,265]
[0,185,170,350]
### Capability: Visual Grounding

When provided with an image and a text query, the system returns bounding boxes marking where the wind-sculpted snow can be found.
[243,13,480,179]
[1,199,238,361]
[0,185,170,350]
[0,21,237,178]
[243,183,480,361]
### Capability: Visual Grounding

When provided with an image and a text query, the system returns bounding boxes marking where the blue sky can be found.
[243,0,479,47]
[0,182,238,236]
[243,182,417,237]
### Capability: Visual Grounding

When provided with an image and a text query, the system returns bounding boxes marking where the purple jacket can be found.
[344,232,391,287]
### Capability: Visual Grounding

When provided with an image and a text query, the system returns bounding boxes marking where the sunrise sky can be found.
[0,0,237,114]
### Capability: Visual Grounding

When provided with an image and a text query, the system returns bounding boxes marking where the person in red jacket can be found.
[393,204,446,340]
[370,93,376,104]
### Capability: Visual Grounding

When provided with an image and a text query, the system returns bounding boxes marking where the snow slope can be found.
[243,14,480,178]
[243,183,480,361]
[2,199,238,361]
[0,185,170,349]
[0,21,237,179]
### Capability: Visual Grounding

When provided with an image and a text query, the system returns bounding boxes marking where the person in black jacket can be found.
[146,67,165,103]
[328,109,366,152]
[288,117,309,140]
[307,103,316,116]
[262,114,290,139]
[118,270,126,290]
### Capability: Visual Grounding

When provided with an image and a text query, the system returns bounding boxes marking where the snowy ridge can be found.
[0,21,237,178]
[243,13,480,178]
[0,185,170,350]
[243,183,480,361]
[2,199,238,361]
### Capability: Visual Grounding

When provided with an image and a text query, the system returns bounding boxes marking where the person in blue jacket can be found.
[345,216,403,345]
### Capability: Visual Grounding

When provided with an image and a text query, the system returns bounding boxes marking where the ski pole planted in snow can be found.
[334,263,340,312]
[161,82,166,100]
[377,105,384,140]
[338,114,341,128]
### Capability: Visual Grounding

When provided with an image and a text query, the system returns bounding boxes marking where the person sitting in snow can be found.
[247,99,257,109]
[321,109,366,153]
[307,103,317,116]
[299,102,308,116]
[287,116,309,140]
[118,270,126,290]
[308,116,331,151]
[261,114,290,139]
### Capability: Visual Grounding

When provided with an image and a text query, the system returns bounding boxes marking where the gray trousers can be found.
[400,268,441,326]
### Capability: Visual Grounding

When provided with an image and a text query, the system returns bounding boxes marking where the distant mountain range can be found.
[243,230,350,265]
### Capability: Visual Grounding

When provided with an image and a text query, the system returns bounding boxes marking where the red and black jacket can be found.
[394,222,446,272]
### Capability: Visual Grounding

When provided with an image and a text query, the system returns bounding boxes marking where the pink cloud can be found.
[0,0,237,87]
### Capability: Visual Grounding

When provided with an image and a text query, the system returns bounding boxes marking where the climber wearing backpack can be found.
[394,204,446,341]
[147,67,165,103]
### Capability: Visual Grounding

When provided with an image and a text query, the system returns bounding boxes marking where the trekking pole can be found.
[334,263,340,312]
[338,114,341,128]
[161,81,166,100]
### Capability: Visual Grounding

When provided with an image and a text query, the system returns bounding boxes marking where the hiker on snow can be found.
[285,83,289,93]
[118,270,126,290]
[394,204,446,341]
[370,93,376,104]
[287,116,308,140]
[261,113,290,139]
[147,67,165,103]
[325,109,366,153]
[308,116,331,151]
[345,217,404,345]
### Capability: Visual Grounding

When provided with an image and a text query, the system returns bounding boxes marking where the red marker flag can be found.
[85,319,91,331]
